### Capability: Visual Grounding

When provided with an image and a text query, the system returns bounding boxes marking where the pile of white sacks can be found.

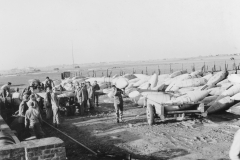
[49,70,240,116]
[107,70,240,116]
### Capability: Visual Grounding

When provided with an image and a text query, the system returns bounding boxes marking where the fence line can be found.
[68,59,240,78]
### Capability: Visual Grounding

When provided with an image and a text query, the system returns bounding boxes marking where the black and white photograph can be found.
[0,0,240,160]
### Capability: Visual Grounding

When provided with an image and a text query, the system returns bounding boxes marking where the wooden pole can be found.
[170,63,172,73]
[158,65,160,75]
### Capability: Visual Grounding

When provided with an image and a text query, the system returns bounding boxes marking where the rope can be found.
[42,120,98,156]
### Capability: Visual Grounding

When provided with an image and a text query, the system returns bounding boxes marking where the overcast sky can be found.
[0,0,240,70]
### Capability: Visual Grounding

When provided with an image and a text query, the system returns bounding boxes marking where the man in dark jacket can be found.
[111,85,124,123]
[44,77,54,91]
[92,81,100,106]
[76,82,88,112]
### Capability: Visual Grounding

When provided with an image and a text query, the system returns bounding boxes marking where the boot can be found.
[117,118,119,123]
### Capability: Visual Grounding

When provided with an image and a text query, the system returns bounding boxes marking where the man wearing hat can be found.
[44,77,54,91]
[51,87,60,127]
[16,94,29,140]
[76,82,88,113]
[25,101,45,139]
[18,95,29,117]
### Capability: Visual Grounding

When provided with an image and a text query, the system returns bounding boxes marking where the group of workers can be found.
[2,76,240,159]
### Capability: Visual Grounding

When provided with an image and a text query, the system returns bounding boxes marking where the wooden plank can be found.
[166,110,202,114]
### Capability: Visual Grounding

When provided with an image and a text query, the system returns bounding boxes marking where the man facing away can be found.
[18,95,29,117]
[229,129,240,160]
[111,85,124,123]
[25,101,45,139]
[92,81,100,106]
[17,94,29,140]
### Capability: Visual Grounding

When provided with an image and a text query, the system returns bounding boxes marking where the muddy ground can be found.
[43,95,240,160]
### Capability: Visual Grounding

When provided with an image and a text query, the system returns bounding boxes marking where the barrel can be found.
[0,132,15,146]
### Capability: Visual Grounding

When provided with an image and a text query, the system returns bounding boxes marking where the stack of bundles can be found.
[86,77,112,85]
[94,69,240,115]
[122,74,137,80]
[29,79,41,89]
[53,79,62,86]
[61,78,74,91]
[124,70,240,114]
[72,76,85,81]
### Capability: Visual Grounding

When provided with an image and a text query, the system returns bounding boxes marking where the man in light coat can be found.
[229,129,240,160]
[51,87,60,128]
[86,82,95,110]
[25,100,45,139]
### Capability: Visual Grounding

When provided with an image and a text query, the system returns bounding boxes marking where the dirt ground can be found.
[42,95,240,160]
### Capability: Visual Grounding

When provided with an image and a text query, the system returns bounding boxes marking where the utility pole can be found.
[72,42,75,68]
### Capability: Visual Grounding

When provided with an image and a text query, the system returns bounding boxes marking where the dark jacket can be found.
[93,84,100,92]
[113,88,123,105]
[76,86,88,102]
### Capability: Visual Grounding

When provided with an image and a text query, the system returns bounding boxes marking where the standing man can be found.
[44,77,54,91]
[92,81,100,106]
[229,129,240,160]
[76,82,88,113]
[51,87,60,128]
[25,101,45,139]
[86,82,94,110]
[111,85,124,123]
[19,95,29,117]
[0,82,12,98]
[44,87,52,119]
[17,94,29,140]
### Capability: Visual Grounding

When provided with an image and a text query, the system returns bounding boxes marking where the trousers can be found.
[94,94,99,105]
[88,98,95,109]
[29,123,45,139]
[52,107,59,124]
[114,102,123,120]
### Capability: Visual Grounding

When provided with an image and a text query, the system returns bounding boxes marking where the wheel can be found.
[146,104,155,125]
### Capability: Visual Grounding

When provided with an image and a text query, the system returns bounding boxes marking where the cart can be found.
[146,98,207,125]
